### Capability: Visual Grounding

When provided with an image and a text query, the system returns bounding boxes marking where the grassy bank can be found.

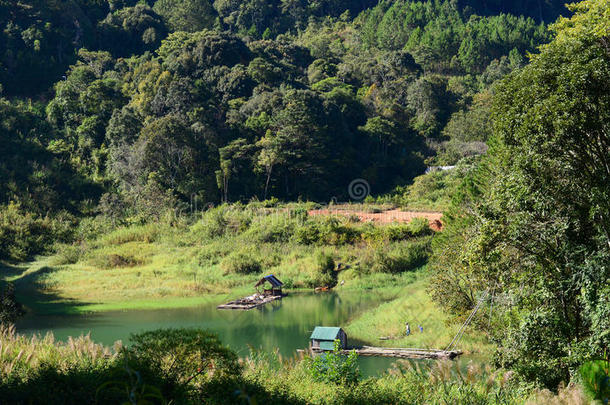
[345,276,492,355]
[6,204,435,314]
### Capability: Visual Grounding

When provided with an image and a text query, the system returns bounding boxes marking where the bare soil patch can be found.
[308,209,443,231]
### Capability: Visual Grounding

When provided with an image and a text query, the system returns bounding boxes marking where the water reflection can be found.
[17,291,398,376]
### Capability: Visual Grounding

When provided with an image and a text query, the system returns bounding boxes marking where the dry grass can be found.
[526,383,589,405]
[0,324,119,379]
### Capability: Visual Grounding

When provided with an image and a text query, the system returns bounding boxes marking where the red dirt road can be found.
[308,209,444,231]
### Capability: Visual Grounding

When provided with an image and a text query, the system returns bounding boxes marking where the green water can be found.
[16,291,399,377]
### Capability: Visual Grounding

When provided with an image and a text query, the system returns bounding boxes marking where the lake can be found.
[16,291,400,377]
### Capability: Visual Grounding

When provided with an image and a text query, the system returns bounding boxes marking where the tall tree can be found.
[431,0,610,388]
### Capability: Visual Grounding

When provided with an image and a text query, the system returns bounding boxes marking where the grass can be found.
[0,323,588,404]
[5,205,437,315]
[345,275,493,355]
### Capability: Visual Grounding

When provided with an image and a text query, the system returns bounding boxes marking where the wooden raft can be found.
[304,346,462,360]
[217,294,283,310]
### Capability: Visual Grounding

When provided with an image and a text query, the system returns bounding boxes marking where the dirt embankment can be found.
[307,209,443,231]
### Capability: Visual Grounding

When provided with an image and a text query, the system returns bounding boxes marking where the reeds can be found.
[0,324,119,380]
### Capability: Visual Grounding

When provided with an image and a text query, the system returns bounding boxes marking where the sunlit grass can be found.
[345,276,493,355]
[11,209,435,313]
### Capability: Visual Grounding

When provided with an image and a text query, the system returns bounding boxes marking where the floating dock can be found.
[217,293,283,310]
[301,346,462,360]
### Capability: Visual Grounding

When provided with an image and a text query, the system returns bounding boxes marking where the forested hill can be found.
[1,0,566,221]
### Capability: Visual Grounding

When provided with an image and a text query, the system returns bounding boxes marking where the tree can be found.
[216,138,255,202]
[431,0,610,388]
[153,0,217,32]
[97,3,167,57]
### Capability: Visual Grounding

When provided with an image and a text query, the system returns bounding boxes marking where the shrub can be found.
[363,224,414,243]
[0,203,76,261]
[127,328,241,385]
[305,341,360,385]
[51,243,86,265]
[261,197,280,207]
[293,218,360,246]
[293,221,322,244]
[221,251,262,275]
[192,207,229,239]
[317,252,335,275]
[193,206,252,239]
[107,254,142,268]
[580,359,610,403]
[100,224,159,246]
[367,241,430,274]
[289,207,308,222]
[407,217,433,236]
[74,216,116,242]
[0,283,24,323]
[89,253,144,269]
[311,251,337,287]
[385,224,413,241]
[244,214,295,243]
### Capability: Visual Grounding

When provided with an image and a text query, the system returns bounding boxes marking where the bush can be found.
[580,359,610,403]
[407,217,433,236]
[127,328,241,385]
[192,207,229,239]
[311,251,337,287]
[0,203,76,261]
[293,217,360,246]
[366,241,430,274]
[305,341,360,385]
[51,244,86,265]
[317,252,335,275]
[244,214,295,243]
[74,216,116,242]
[293,221,322,245]
[362,224,415,243]
[100,224,159,246]
[221,251,262,275]
[106,254,142,268]
[260,197,280,207]
[193,206,252,239]
[0,283,24,323]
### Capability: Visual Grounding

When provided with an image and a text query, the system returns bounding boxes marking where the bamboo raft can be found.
[301,346,462,360]
[217,293,284,310]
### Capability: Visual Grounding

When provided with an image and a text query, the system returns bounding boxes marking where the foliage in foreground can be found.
[305,340,360,385]
[1,325,588,405]
[579,358,610,403]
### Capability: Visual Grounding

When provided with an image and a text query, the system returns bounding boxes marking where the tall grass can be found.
[241,348,527,404]
[0,324,118,380]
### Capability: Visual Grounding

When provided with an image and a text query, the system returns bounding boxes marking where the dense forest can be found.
[1,0,559,216]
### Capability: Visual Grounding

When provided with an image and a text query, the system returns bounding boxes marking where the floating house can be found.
[255,274,284,296]
[310,327,347,351]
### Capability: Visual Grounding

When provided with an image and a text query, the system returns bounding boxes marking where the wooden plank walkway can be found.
[217,294,283,310]
[303,346,462,360]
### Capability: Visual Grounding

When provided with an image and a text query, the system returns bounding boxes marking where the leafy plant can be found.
[221,251,262,275]
[305,340,360,385]
[580,358,610,403]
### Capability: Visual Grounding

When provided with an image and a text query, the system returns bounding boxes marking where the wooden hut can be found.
[255,274,284,296]
[310,327,347,351]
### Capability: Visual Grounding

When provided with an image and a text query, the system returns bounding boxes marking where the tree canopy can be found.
[430,0,610,388]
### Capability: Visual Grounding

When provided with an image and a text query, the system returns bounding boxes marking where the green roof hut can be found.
[310,327,347,351]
